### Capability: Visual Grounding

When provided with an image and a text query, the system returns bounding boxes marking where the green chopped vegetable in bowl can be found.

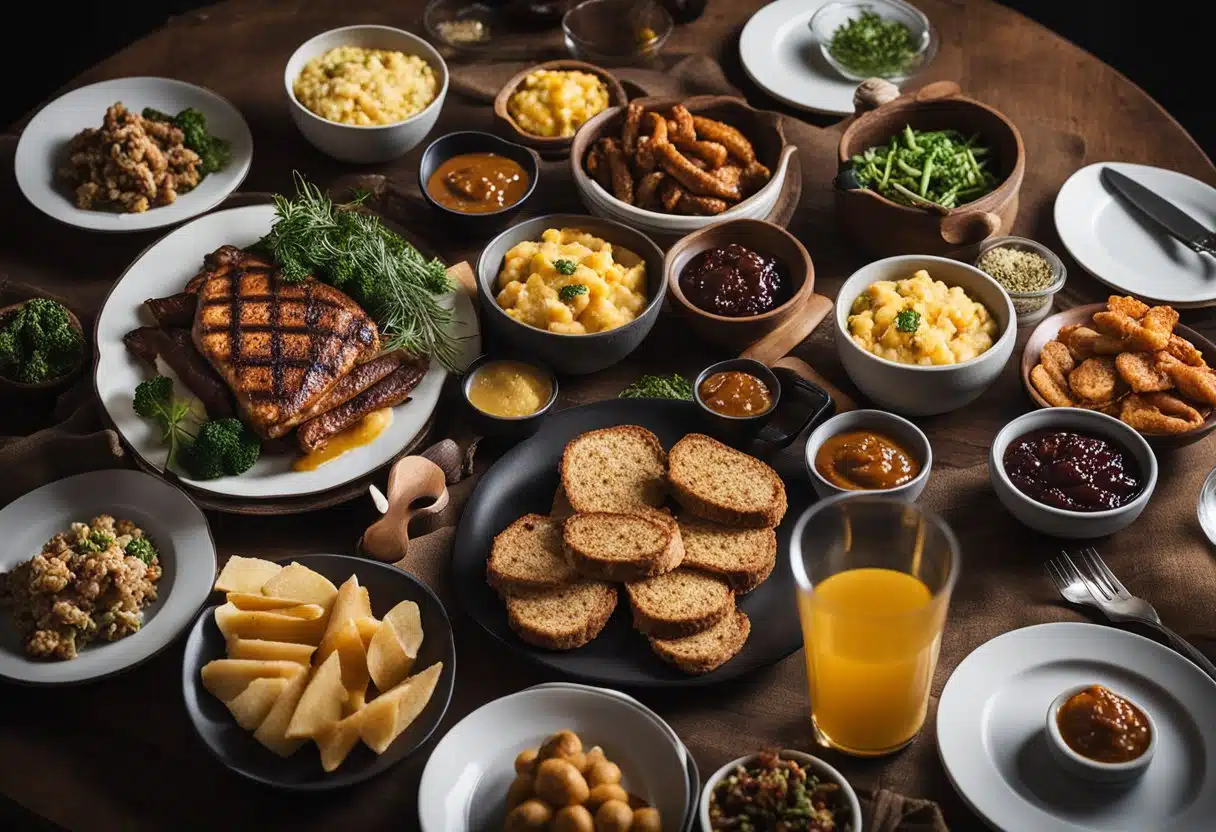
[811,0,933,83]
[0,298,85,385]
[848,125,1000,209]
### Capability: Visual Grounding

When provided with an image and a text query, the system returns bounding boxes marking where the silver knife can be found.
[1102,167,1216,256]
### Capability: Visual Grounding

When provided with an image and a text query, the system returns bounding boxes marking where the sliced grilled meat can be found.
[293,350,406,425]
[191,247,380,439]
[145,292,197,328]
[297,359,428,453]
[122,326,235,419]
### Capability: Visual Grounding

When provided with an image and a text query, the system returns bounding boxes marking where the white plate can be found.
[937,622,1216,832]
[94,203,480,500]
[1198,465,1216,548]
[418,685,689,831]
[15,77,254,233]
[1054,162,1216,307]
[0,470,215,685]
[739,0,861,116]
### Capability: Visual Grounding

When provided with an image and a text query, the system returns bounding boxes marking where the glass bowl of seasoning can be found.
[810,0,937,84]
[975,236,1067,326]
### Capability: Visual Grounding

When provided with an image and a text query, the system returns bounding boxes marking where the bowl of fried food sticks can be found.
[570,95,795,237]
[1022,295,1216,448]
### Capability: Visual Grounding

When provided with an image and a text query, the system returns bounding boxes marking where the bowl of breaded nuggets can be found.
[1023,296,1216,448]
[570,95,796,237]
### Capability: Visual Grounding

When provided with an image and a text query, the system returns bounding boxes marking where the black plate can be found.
[452,399,811,688]
[181,554,456,790]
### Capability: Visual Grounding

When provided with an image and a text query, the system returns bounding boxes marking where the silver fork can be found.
[1045,549,1216,683]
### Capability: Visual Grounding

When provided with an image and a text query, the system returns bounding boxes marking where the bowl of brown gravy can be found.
[419,131,539,224]
[804,409,932,500]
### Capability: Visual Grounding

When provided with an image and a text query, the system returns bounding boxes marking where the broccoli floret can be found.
[133,376,199,471]
[895,309,921,333]
[188,418,262,480]
[0,299,82,384]
[169,107,231,176]
[125,537,158,565]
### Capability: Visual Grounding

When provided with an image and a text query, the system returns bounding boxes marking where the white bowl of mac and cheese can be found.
[835,255,1016,416]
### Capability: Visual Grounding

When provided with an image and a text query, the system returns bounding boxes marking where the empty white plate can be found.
[1054,162,1216,307]
[937,622,1216,832]
[15,76,253,233]
[0,470,216,685]
[418,685,690,831]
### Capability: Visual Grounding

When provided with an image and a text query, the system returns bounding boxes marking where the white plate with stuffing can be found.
[0,469,216,685]
[14,76,253,233]
[93,203,480,501]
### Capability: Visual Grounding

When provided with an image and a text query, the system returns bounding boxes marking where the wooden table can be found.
[2,1,1214,829]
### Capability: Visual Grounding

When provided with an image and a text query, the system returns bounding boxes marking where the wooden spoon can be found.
[359,456,450,562]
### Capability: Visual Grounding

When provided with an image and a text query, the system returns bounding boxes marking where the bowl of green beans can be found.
[810,0,936,84]
[835,82,1026,257]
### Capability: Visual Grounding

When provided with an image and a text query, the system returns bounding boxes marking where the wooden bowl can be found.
[665,219,814,349]
[836,81,1026,258]
[492,60,627,159]
[1021,303,1216,449]
[0,300,86,396]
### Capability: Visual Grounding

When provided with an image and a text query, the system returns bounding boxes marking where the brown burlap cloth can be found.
[4,54,1215,832]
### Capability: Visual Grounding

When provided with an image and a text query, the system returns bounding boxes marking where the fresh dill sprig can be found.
[255,174,462,371]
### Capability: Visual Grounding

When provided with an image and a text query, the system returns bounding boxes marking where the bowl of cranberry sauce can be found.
[1003,429,1143,511]
[990,408,1157,538]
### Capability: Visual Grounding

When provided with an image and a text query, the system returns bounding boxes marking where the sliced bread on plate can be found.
[561,426,667,513]
[563,511,684,582]
[487,514,580,594]
[625,567,733,639]
[504,580,618,651]
[678,517,777,594]
[668,434,786,529]
[650,608,751,674]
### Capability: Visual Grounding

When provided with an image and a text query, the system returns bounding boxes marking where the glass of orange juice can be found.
[791,493,960,757]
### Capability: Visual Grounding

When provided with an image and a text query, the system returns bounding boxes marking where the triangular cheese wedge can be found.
[285,651,345,739]
[358,662,443,754]
[214,556,282,593]
[214,603,326,645]
[226,677,290,730]
[253,665,310,757]
[226,637,316,665]
[200,659,302,702]
[261,563,338,609]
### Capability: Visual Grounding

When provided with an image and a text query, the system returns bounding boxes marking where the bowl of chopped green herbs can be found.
[811,0,935,84]
[836,83,1025,257]
[701,749,860,832]
[0,298,86,394]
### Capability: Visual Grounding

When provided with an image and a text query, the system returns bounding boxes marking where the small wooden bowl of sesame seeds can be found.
[974,236,1067,326]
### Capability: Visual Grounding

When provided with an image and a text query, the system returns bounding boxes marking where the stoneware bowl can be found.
[699,750,862,832]
[804,409,932,500]
[417,131,540,228]
[834,254,1016,416]
[665,219,814,349]
[989,408,1158,539]
[836,81,1025,258]
[570,95,796,238]
[284,25,449,164]
[493,59,627,159]
[1021,303,1216,449]
[475,213,666,375]
[1045,684,1157,783]
[460,352,559,440]
[0,299,86,397]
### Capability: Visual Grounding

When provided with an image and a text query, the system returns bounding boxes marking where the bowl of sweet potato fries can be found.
[570,95,795,237]
[1022,296,1216,448]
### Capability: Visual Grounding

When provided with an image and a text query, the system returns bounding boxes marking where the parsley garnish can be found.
[558,284,588,302]
[895,309,921,333]
[619,374,693,400]
[554,259,578,276]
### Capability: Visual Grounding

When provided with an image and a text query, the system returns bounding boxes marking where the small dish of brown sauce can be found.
[815,430,920,491]
[1056,684,1152,764]
[425,152,530,213]
[698,370,774,418]
[679,243,792,317]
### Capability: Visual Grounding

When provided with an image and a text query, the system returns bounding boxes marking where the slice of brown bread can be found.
[563,512,684,582]
[625,567,733,639]
[678,516,777,594]
[504,581,618,650]
[669,434,787,529]
[487,514,581,594]
[561,426,667,514]
[650,608,751,674]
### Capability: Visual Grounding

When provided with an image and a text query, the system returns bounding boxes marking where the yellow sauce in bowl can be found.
[467,361,553,418]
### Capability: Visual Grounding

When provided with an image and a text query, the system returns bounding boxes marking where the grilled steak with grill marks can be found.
[191,248,380,439]
[298,359,428,452]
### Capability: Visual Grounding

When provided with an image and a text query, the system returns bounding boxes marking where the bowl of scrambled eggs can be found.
[835,255,1016,415]
[493,60,627,159]
[285,25,449,163]
[476,214,666,375]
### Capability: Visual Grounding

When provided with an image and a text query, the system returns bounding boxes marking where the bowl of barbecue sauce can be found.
[666,219,814,348]
[693,358,835,450]
[1047,684,1156,783]
[804,409,931,500]
[419,131,539,224]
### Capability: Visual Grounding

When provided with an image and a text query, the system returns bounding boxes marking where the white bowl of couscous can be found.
[285,25,448,164]
[834,255,1016,416]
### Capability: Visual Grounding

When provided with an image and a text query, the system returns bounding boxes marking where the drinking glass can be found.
[791,493,960,756]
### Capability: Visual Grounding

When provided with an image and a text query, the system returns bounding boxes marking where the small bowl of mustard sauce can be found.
[693,358,834,450]
[1046,683,1156,783]
[804,409,931,500]
[461,353,558,438]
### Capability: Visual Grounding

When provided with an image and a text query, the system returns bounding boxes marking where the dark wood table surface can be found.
[2,1,1214,830]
